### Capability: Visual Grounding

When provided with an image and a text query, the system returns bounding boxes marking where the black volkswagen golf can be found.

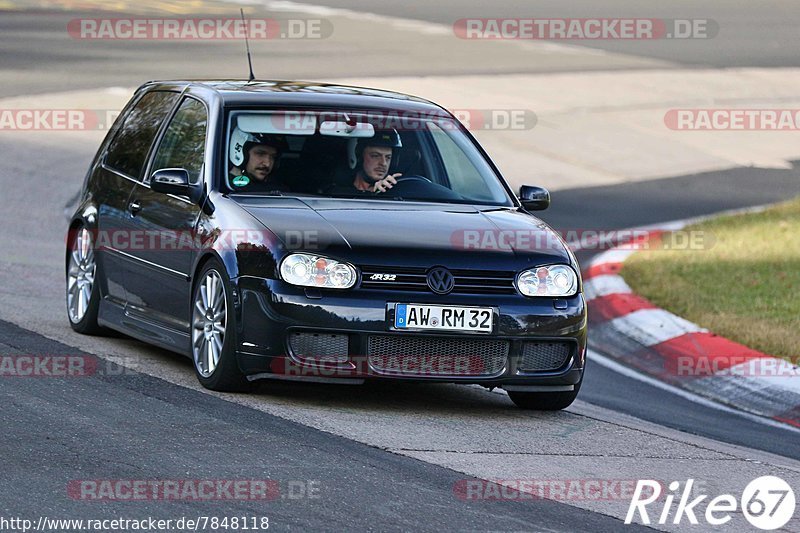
[66,80,586,409]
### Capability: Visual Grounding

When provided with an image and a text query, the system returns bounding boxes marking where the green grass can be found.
[621,197,800,361]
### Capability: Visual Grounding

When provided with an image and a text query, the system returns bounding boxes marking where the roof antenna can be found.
[240,8,255,82]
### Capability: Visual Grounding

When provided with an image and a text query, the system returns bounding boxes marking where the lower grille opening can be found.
[519,342,572,372]
[367,335,509,376]
[288,332,349,364]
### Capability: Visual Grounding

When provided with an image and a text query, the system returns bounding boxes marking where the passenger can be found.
[228,128,290,192]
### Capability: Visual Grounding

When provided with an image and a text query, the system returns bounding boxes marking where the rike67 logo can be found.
[626,476,796,530]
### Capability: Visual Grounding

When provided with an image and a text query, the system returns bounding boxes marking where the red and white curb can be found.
[583,220,800,429]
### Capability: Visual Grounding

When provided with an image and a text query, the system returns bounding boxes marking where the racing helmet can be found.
[348,128,403,170]
[229,127,288,168]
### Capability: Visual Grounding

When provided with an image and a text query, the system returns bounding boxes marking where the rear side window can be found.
[105,91,179,179]
[151,97,208,184]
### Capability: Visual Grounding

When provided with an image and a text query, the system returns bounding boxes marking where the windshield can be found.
[224,109,514,206]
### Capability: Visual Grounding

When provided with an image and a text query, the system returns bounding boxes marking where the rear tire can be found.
[191,259,250,392]
[508,380,581,410]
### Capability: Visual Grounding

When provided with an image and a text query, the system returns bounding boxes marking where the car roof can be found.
[140,80,449,114]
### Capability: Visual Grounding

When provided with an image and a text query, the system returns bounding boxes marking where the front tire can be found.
[66,225,103,335]
[191,260,249,392]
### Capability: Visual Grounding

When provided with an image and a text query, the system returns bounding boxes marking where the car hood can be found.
[232,196,571,270]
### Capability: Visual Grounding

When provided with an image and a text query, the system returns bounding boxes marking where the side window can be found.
[151,97,208,184]
[105,91,179,179]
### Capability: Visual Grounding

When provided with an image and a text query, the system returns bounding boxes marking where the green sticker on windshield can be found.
[232,175,250,187]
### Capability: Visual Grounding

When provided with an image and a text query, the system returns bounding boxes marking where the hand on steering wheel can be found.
[371,173,402,193]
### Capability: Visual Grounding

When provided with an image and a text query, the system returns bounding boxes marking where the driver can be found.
[327,129,403,195]
[228,127,289,192]
[352,129,403,193]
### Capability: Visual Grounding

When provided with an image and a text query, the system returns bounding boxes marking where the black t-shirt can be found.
[320,171,380,196]
[323,183,379,197]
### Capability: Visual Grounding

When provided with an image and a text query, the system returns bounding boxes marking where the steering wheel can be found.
[393,175,432,184]
[379,174,464,201]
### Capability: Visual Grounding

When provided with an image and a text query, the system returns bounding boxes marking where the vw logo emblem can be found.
[427,267,455,294]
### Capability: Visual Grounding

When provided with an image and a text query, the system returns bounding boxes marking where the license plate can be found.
[394,304,494,333]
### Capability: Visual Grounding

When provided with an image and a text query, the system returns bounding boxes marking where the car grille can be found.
[519,342,572,372]
[366,334,509,376]
[288,332,349,363]
[359,265,517,295]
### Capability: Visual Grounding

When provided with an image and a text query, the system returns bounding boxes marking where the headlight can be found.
[516,265,578,297]
[279,253,357,289]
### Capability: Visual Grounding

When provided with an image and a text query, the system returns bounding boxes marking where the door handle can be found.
[128,200,142,215]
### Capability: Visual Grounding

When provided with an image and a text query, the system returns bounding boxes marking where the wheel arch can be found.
[191,250,237,289]
[65,204,98,267]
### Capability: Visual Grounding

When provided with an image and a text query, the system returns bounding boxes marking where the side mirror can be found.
[151,168,190,196]
[519,185,551,211]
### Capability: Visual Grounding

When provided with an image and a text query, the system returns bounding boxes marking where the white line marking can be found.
[688,374,800,415]
[724,360,800,394]
[589,349,800,434]
[608,308,706,346]
[583,274,631,301]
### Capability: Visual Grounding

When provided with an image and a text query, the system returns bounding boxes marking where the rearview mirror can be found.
[151,168,190,196]
[319,120,375,138]
[519,185,550,211]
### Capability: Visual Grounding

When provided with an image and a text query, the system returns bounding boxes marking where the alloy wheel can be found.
[192,269,227,378]
[67,227,96,324]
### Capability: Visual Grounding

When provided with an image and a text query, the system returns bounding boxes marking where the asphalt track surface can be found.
[1,320,651,532]
[286,0,800,68]
[3,2,800,531]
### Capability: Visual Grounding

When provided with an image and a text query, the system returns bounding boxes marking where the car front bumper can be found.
[232,277,586,388]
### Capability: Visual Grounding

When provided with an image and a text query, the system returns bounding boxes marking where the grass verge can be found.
[621,197,800,361]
